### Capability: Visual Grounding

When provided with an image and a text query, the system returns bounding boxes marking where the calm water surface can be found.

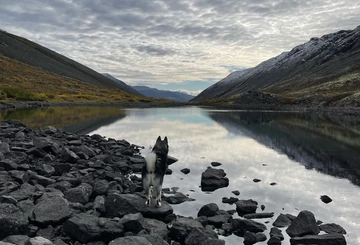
[3,106,360,244]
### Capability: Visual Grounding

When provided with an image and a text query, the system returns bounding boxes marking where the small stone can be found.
[232,190,240,196]
[320,195,332,204]
[180,168,190,174]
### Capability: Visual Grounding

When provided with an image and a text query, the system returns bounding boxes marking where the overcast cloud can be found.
[1,0,359,93]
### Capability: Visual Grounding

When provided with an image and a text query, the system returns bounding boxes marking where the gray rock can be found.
[231,218,267,237]
[105,193,173,219]
[235,199,258,215]
[273,213,296,228]
[319,223,347,234]
[320,195,332,204]
[8,183,36,201]
[63,213,124,243]
[222,197,239,204]
[180,168,190,174]
[232,190,240,196]
[163,192,195,204]
[207,213,232,228]
[286,210,320,237]
[197,203,219,217]
[139,234,169,245]
[64,182,92,204]
[201,167,229,191]
[120,213,145,233]
[169,217,204,243]
[269,227,284,241]
[61,148,79,163]
[0,203,29,239]
[243,212,274,219]
[94,179,109,195]
[25,236,54,245]
[0,159,18,170]
[143,218,169,238]
[2,235,29,245]
[109,236,152,245]
[290,233,346,245]
[0,142,10,154]
[184,228,225,245]
[31,194,72,225]
[93,195,106,213]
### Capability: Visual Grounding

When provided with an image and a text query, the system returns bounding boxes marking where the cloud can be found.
[0,0,359,88]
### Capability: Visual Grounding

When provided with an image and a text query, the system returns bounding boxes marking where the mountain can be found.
[193,26,360,107]
[0,30,139,96]
[102,73,139,95]
[132,85,195,102]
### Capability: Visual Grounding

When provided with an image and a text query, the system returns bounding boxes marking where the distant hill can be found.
[132,85,195,102]
[193,25,360,107]
[0,30,140,96]
[102,73,140,95]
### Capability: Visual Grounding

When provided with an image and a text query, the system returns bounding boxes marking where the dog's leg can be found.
[153,177,162,207]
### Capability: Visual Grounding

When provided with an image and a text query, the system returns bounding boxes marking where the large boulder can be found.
[105,193,173,219]
[63,213,124,243]
[235,199,258,215]
[197,203,219,217]
[231,218,267,237]
[286,210,320,237]
[200,167,229,191]
[0,203,29,239]
[31,194,72,225]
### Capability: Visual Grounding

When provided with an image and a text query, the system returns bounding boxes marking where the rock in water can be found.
[200,167,229,191]
[286,210,320,237]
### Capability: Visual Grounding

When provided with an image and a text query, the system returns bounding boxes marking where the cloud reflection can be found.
[91,107,360,245]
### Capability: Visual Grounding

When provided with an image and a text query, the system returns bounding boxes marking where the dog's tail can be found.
[145,152,157,174]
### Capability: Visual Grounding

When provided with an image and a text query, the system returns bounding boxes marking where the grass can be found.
[0,53,154,103]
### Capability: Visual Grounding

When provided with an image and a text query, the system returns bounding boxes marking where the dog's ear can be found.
[164,136,168,144]
[156,136,161,143]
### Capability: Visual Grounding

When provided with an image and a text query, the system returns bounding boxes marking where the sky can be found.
[1,0,359,95]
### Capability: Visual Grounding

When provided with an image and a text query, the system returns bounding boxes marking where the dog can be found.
[142,136,169,207]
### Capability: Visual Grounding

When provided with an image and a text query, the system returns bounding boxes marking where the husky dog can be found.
[142,136,169,207]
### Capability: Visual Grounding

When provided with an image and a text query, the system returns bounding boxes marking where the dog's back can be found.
[142,136,169,207]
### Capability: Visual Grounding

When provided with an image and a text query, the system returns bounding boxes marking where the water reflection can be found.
[207,111,360,187]
[0,106,126,134]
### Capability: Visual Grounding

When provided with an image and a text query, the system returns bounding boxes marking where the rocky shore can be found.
[0,120,348,245]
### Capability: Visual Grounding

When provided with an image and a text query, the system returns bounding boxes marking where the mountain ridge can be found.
[193,25,360,107]
[132,85,195,102]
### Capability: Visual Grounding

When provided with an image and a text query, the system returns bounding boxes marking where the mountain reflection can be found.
[0,106,126,135]
[207,111,360,186]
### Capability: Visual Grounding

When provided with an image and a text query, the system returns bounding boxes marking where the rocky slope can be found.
[193,26,360,107]
[0,30,139,95]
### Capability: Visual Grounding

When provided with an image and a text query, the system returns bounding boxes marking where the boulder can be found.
[197,203,219,217]
[0,203,29,239]
[25,236,54,245]
[105,193,173,219]
[119,213,146,233]
[169,217,204,243]
[63,213,124,243]
[208,213,232,228]
[109,236,152,245]
[235,199,258,215]
[184,228,225,245]
[201,167,229,191]
[31,194,72,225]
[290,233,346,245]
[143,218,169,238]
[93,179,109,195]
[231,218,267,237]
[319,223,347,234]
[273,213,296,228]
[243,231,266,245]
[286,210,320,237]
[64,183,93,204]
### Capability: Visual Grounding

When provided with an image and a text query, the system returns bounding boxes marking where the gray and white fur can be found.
[142,136,169,207]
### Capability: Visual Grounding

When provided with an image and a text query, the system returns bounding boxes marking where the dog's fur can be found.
[142,136,169,207]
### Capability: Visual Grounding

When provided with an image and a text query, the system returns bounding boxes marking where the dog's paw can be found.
[145,200,150,206]
[156,200,162,208]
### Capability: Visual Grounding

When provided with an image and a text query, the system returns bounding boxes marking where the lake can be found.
[1,106,359,245]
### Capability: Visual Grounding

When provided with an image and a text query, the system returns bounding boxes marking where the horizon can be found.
[1,1,359,95]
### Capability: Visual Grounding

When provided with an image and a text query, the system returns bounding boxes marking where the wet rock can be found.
[64,182,93,205]
[320,195,332,204]
[169,217,204,243]
[105,193,173,219]
[231,218,267,237]
[163,192,195,204]
[200,167,229,191]
[63,213,124,243]
[210,162,222,167]
[197,203,219,217]
[109,236,152,245]
[253,178,261,183]
[0,203,29,239]
[120,213,145,233]
[243,212,274,219]
[243,231,267,245]
[235,199,258,215]
[31,194,72,225]
[207,213,232,228]
[232,190,240,196]
[290,233,346,245]
[273,213,296,228]
[319,223,347,234]
[269,227,284,241]
[286,210,320,237]
[222,197,239,204]
[180,168,190,174]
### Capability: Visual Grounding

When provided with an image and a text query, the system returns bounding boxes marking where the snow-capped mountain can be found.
[193,25,360,106]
